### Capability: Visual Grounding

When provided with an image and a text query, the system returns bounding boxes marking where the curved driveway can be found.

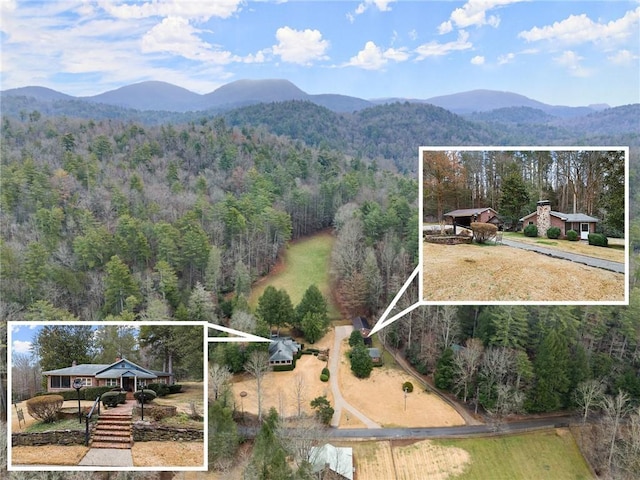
[501,238,625,274]
[328,325,381,428]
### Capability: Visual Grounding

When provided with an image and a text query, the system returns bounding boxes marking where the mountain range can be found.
[1,78,616,117]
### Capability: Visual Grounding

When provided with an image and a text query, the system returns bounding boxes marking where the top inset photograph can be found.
[420,147,628,304]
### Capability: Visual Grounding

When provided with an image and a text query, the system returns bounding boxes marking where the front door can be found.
[580,223,589,240]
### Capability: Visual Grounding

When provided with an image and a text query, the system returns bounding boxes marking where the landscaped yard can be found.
[336,336,465,428]
[503,232,626,263]
[423,241,625,302]
[228,330,334,419]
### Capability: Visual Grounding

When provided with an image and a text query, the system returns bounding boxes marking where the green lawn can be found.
[436,429,594,480]
[249,231,340,319]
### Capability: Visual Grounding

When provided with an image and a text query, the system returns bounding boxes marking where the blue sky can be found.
[1,1,638,106]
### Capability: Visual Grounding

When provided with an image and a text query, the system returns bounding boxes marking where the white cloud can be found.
[438,21,453,35]
[519,7,640,45]
[497,52,515,65]
[13,340,32,354]
[349,0,395,21]
[141,16,237,64]
[471,55,485,65]
[99,0,243,22]
[441,0,524,31]
[408,29,418,41]
[608,49,639,66]
[272,26,329,65]
[346,41,409,70]
[554,50,591,77]
[415,30,473,59]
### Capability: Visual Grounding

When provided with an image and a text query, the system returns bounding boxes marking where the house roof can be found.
[352,316,371,330]
[310,444,353,480]
[444,207,497,218]
[519,211,599,223]
[43,357,169,378]
[268,337,301,363]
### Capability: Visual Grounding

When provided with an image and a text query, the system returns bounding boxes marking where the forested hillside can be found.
[0,113,417,325]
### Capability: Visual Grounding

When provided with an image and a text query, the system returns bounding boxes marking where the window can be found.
[105,379,118,387]
[50,376,71,389]
[76,377,92,387]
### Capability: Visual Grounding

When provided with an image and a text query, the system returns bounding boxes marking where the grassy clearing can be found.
[435,429,594,480]
[24,417,88,433]
[249,231,340,319]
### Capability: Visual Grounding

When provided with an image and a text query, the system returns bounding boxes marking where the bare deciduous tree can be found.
[291,373,307,418]
[244,350,270,423]
[574,378,605,425]
[209,363,232,402]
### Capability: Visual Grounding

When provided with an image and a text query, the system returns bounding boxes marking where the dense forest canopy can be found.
[0,109,417,326]
[422,149,626,236]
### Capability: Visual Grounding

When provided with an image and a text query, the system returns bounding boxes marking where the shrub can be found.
[546,226,561,239]
[402,381,414,393]
[566,229,579,241]
[83,386,113,402]
[588,233,608,247]
[101,391,126,408]
[147,383,170,397]
[523,224,538,237]
[348,330,364,348]
[321,367,330,378]
[134,389,157,404]
[168,384,183,394]
[26,395,63,423]
[320,374,329,382]
[470,222,498,244]
[310,396,334,425]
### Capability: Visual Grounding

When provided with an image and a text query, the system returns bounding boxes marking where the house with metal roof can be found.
[309,443,354,480]
[42,357,171,393]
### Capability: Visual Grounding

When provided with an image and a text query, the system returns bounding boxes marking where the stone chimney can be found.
[115,355,122,362]
[71,360,77,367]
[536,200,551,237]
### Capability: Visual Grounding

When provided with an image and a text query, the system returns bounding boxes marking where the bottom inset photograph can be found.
[8,321,207,471]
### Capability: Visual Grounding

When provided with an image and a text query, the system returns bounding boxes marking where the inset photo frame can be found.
[7,321,208,472]
[419,146,629,305]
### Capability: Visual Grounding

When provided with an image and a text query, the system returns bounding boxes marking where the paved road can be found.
[240,415,575,440]
[328,325,381,429]
[501,238,625,274]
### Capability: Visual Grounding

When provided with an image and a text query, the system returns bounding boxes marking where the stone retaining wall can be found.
[133,423,204,442]
[12,429,88,446]
[423,235,473,245]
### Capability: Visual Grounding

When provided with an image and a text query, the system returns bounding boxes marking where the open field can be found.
[337,336,465,428]
[503,232,626,263]
[423,242,625,302]
[435,429,594,480]
[249,230,340,319]
[10,445,90,466]
[344,429,593,480]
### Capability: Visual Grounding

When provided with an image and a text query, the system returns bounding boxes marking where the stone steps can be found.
[91,413,133,449]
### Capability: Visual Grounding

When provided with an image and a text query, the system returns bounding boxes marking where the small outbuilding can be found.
[310,443,354,480]
[444,207,502,234]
